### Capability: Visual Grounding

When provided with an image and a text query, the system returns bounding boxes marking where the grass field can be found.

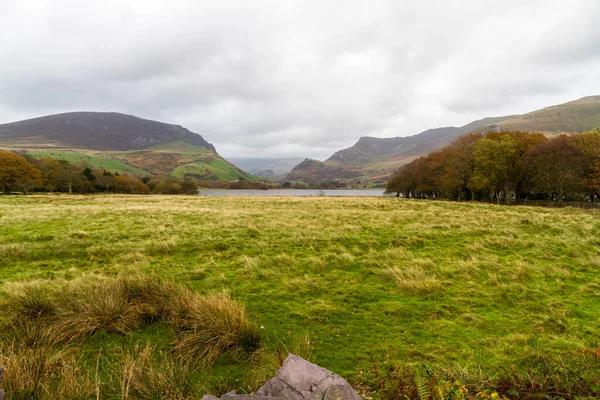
[0,195,599,399]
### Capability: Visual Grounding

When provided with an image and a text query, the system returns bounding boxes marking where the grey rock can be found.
[220,390,283,400]
[222,395,284,400]
[323,385,358,400]
[255,354,361,400]
[201,395,219,400]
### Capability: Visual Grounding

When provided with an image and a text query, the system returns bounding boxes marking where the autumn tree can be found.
[35,157,62,191]
[181,177,200,194]
[114,173,150,194]
[524,136,585,202]
[386,131,589,204]
[56,162,84,194]
[499,131,547,201]
[470,134,515,202]
[572,130,600,201]
[94,170,116,192]
[386,161,419,198]
[436,133,482,200]
[0,150,41,194]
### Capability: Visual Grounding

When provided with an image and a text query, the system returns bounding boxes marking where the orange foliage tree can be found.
[0,150,41,194]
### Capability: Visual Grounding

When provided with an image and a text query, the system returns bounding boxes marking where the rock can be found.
[255,354,362,400]
[220,390,284,400]
[201,395,219,400]
[323,385,358,400]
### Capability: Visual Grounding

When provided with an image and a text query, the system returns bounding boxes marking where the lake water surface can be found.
[198,189,386,197]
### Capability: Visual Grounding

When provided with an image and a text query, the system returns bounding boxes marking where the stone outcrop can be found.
[204,354,362,400]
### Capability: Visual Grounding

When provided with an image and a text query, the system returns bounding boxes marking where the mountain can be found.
[284,116,515,185]
[227,157,304,180]
[0,112,217,152]
[0,112,257,181]
[285,96,600,186]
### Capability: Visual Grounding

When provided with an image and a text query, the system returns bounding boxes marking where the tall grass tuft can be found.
[172,291,262,365]
[6,284,56,320]
[51,278,143,343]
[0,339,68,400]
[116,344,200,400]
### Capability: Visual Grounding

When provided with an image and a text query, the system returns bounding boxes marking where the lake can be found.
[197,189,386,197]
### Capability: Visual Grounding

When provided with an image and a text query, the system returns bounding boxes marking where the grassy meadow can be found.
[0,195,599,399]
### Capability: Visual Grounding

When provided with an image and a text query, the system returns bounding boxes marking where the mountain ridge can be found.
[285,96,600,185]
[0,111,216,152]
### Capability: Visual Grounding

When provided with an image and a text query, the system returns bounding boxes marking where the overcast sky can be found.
[1,0,600,160]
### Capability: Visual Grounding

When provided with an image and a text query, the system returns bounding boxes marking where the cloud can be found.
[1,0,599,159]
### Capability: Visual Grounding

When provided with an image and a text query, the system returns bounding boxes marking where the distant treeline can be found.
[385,130,600,203]
[0,150,276,194]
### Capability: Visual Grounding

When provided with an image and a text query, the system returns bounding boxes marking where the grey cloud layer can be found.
[1,0,599,159]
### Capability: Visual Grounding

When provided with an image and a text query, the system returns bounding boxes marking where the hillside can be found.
[0,112,257,181]
[485,95,600,133]
[285,96,600,185]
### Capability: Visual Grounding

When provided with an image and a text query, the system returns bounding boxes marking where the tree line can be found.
[0,150,201,194]
[385,130,600,203]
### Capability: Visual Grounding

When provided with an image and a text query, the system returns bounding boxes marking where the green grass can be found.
[26,150,149,175]
[171,157,260,181]
[0,195,599,398]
